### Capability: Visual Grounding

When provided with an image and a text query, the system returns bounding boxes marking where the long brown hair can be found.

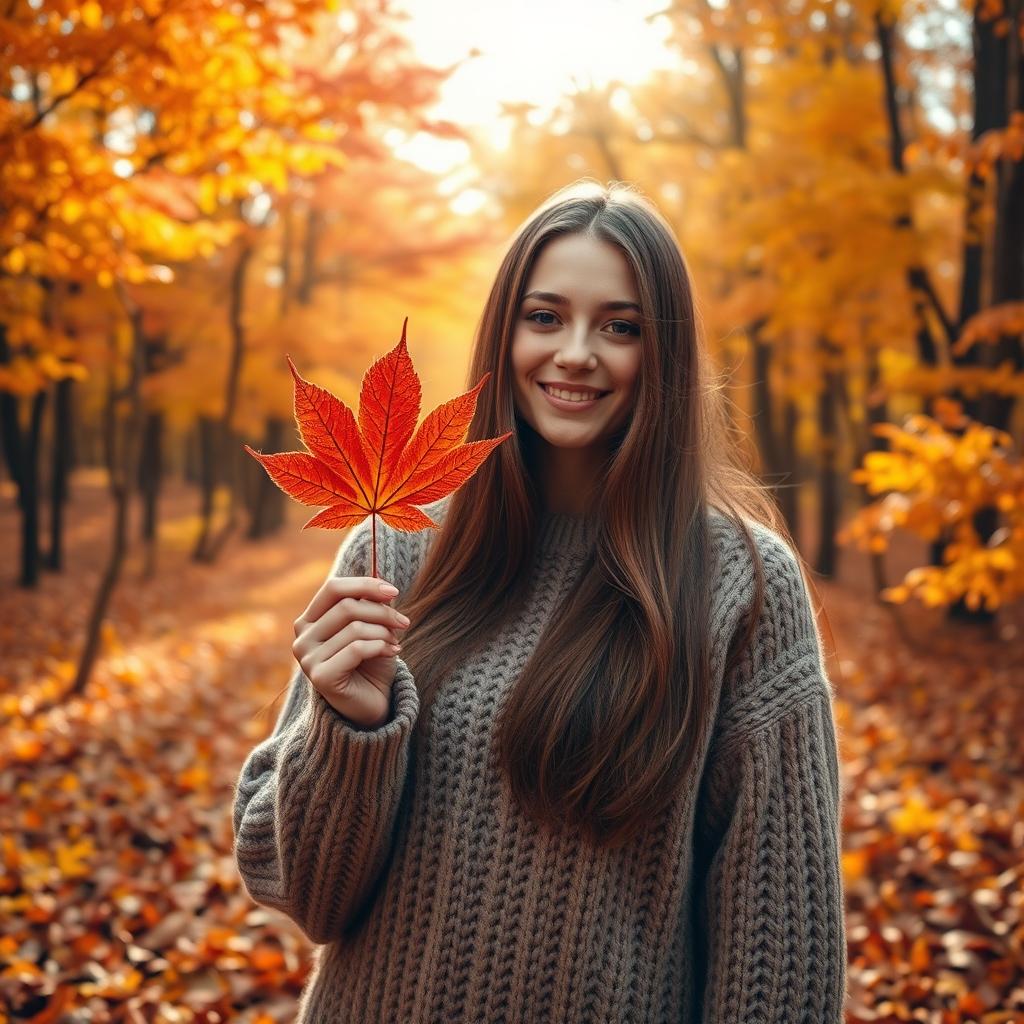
[396,179,789,850]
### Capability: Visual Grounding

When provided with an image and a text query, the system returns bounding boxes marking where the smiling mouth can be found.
[538,383,611,401]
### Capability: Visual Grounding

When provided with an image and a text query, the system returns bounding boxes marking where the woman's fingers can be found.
[312,619,400,668]
[295,576,396,634]
[304,592,408,646]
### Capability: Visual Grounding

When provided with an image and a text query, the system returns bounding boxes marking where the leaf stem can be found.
[371,512,377,580]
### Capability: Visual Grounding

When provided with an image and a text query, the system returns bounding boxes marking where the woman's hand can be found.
[292,576,411,729]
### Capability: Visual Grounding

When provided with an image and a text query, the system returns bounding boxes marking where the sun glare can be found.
[389,0,675,174]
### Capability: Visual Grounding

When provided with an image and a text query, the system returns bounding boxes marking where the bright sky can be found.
[385,0,678,186]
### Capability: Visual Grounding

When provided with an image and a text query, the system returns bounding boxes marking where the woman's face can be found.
[511,233,642,453]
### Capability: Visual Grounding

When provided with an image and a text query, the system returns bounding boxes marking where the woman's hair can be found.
[396,178,788,850]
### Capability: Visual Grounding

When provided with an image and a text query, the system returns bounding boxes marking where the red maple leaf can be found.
[244,317,512,578]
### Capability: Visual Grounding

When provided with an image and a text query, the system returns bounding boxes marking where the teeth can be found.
[542,384,605,402]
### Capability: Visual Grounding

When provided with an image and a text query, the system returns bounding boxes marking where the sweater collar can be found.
[537,506,600,557]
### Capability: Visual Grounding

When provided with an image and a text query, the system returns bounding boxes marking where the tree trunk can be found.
[777,395,800,542]
[67,292,146,701]
[865,346,890,453]
[183,420,202,485]
[192,414,220,560]
[138,409,164,578]
[0,326,48,587]
[246,416,287,539]
[749,325,782,502]
[875,9,949,374]
[298,205,321,305]
[19,391,47,587]
[815,361,840,578]
[836,366,890,597]
[280,197,294,316]
[0,334,23,499]
[199,238,254,562]
[45,377,74,573]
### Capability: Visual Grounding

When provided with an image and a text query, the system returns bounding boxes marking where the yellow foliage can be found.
[840,404,1024,610]
[79,1,103,29]
[889,794,941,835]
[56,837,95,879]
[0,0,365,399]
[4,247,25,274]
[842,847,871,884]
[885,360,1024,399]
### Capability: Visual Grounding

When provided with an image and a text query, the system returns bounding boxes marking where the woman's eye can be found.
[526,310,558,326]
[609,320,641,337]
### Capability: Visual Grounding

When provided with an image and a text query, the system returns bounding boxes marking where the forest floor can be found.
[0,470,1022,1023]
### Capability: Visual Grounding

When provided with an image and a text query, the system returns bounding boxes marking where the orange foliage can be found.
[839,401,1024,611]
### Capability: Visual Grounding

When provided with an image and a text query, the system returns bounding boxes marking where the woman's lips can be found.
[537,381,611,411]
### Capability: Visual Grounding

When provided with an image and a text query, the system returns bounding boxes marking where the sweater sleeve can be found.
[695,530,847,1023]
[231,517,420,945]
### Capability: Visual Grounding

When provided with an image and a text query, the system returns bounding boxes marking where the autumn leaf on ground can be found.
[244,316,512,577]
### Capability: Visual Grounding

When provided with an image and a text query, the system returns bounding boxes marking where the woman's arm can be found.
[695,528,848,1022]
[231,517,419,945]
[696,660,847,1022]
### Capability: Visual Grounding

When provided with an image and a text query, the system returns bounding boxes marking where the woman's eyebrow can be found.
[522,290,641,313]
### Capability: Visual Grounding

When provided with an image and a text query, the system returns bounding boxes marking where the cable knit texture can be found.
[232,495,848,1023]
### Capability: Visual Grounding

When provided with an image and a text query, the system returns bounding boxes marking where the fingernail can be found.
[379,582,399,595]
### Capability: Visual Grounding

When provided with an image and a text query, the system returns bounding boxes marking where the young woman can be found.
[233,180,848,1022]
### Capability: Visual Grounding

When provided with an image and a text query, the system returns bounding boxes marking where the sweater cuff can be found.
[304,657,419,743]
[294,659,421,786]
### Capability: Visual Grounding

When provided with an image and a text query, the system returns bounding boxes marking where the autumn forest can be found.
[1,0,1023,1020]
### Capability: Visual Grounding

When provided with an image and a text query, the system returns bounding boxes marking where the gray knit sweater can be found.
[232,496,847,1022]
